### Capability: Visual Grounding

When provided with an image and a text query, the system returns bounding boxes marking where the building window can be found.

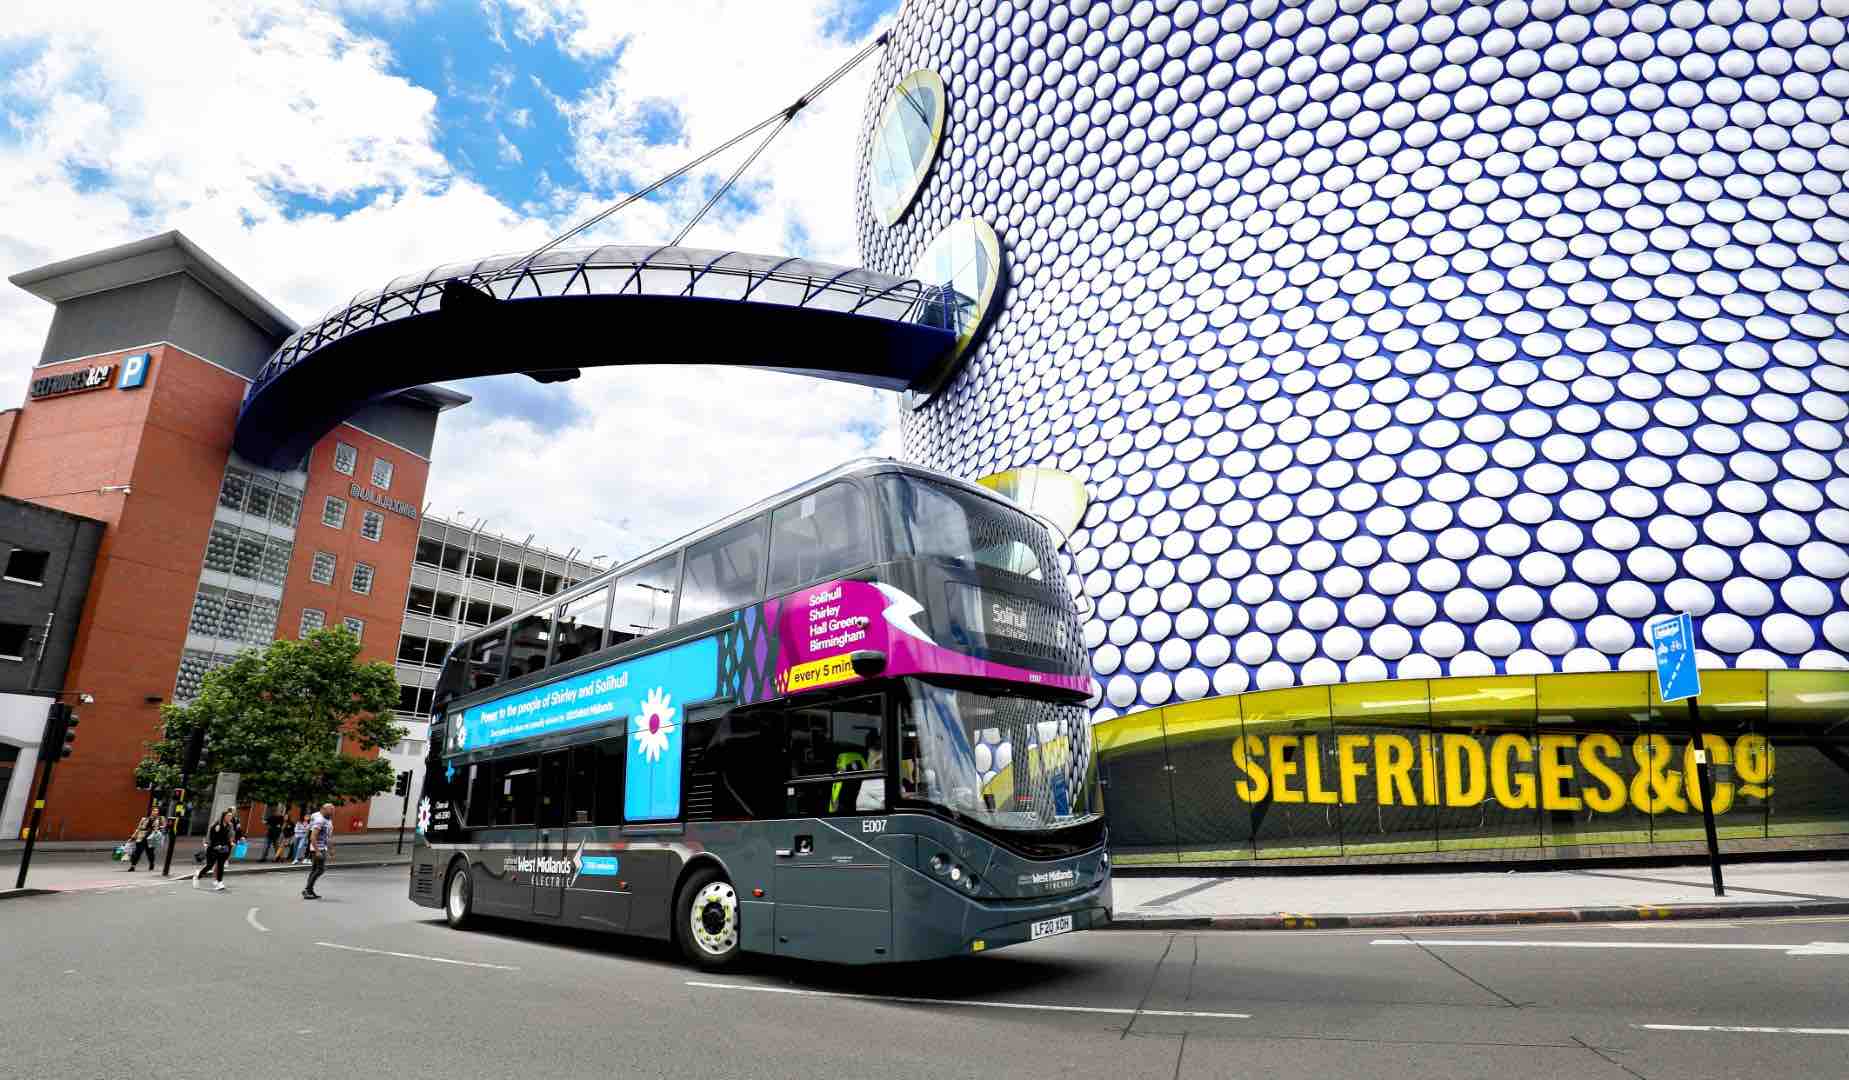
[351,562,376,595]
[0,622,28,660]
[322,496,347,529]
[334,442,357,476]
[344,617,365,641]
[360,510,384,542]
[371,457,394,489]
[310,551,337,585]
[4,549,49,585]
[300,608,325,637]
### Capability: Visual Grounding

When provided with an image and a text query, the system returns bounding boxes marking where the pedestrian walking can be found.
[125,810,166,872]
[302,802,335,900]
[193,807,240,892]
[261,810,284,862]
[275,814,297,863]
[291,808,312,864]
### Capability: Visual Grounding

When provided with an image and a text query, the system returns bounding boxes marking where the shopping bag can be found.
[232,840,249,860]
[113,843,128,861]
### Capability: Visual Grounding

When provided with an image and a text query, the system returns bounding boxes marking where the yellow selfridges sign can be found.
[1230,731,1773,815]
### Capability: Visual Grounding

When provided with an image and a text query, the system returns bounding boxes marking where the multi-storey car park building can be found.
[4,232,469,839]
[374,516,602,830]
[853,0,1849,859]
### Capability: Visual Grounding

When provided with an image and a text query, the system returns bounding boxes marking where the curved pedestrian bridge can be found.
[233,245,960,469]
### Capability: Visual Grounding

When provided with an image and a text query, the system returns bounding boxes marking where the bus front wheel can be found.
[676,866,740,970]
[444,862,475,930]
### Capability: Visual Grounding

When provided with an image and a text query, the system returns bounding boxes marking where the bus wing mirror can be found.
[849,650,887,678]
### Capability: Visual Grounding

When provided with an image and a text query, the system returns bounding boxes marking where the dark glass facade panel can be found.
[1240,686,1343,858]
[1648,669,1769,842]
[1429,677,1542,852]
[1765,671,1849,839]
[1536,673,1655,849]
[766,481,872,594]
[1329,681,1439,856]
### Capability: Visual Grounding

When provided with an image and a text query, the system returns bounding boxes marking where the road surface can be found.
[2,863,1845,1078]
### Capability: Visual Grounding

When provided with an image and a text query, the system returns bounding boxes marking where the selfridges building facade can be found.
[857,0,1849,721]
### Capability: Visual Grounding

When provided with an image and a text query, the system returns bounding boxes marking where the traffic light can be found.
[181,727,207,776]
[394,770,412,797]
[58,711,78,759]
[41,703,70,758]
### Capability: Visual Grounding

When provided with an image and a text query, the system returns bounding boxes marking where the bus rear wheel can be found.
[676,866,740,970]
[444,862,475,930]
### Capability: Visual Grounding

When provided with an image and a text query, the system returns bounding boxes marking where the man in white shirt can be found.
[302,804,334,900]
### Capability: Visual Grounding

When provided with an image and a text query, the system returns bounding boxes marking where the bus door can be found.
[772,698,893,963]
[532,749,569,918]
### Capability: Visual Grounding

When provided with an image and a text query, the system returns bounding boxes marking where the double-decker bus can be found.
[408,459,1109,968]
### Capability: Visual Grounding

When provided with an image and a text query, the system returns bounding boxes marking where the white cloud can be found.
[505,0,884,262]
[496,132,523,164]
[0,0,909,562]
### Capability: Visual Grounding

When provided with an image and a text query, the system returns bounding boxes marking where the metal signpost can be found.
[1651,612,1724,897]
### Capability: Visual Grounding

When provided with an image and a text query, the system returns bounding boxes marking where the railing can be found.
[252,245,959,393]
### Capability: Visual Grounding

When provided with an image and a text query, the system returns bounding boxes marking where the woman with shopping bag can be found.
[125,810,165,872]
[192,808,241,892]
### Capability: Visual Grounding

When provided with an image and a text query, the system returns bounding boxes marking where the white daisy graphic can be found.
[633,688,677,764]
[416,797,432,836]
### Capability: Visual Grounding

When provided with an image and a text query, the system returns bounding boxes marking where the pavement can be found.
[0,838,412,898]
[3,864,1848,1078]
[1113,859,1849,930]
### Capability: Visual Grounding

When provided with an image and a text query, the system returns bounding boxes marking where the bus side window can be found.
[507,609,554,681]
[555,587,611,663]
[495,756,539,827]
[592,739,625,826]
[677,517,768,624]
[568,745,598,825]
[766,481,870,593]
[464,763,495,828]
[469,630,508,692]
[609,556,678,645]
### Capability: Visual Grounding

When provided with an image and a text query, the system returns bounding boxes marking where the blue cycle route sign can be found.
[1650,611,1701,703]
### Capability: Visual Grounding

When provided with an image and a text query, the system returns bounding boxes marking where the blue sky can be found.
[0,0,906,557]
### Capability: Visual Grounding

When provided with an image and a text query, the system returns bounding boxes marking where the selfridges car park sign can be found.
[29,363,114,399]
[349,482,417,519]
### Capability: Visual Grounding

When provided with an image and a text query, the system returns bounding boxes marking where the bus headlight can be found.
[948,865,963,883]
[930,853,949,874]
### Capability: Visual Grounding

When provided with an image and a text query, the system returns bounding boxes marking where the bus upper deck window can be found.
[767,482,870,593]
[609,556,678,643]
[554,587,611,661]
[678,517,767,623]
[467,630,508,691]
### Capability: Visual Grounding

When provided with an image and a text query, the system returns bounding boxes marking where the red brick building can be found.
[3,232,466,839]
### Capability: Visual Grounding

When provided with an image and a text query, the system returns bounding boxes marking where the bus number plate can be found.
[1030,915,1074,941]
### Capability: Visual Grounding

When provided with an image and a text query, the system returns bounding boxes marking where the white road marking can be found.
[1635,1024,1849,1037]
[246,907,269,933]
[686,980,1250,1019]
[315,942,518,971]
[1373,939,1849,957]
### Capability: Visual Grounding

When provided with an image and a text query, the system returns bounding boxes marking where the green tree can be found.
[136,628,405,812]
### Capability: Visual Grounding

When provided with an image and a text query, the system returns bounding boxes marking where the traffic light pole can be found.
[12,751,59,890]
[160,776,189,878]
[395,770,412,855]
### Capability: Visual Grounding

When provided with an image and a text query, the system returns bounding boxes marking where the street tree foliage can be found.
[136,628,404,810]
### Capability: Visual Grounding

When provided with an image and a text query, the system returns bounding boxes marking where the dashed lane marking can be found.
[686,981,1250,1019]
[316,942,518,971]
[1636,1024,1849,1037]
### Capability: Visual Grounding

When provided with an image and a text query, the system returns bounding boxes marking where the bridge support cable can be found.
[508,30,890,277]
